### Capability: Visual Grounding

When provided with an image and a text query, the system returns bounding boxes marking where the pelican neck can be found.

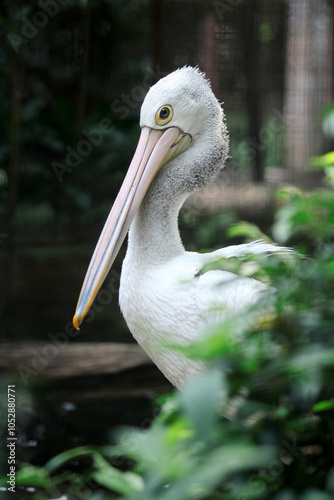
[126,126,227,267]
[126,183,186,266]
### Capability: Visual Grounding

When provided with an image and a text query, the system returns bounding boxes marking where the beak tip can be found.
[73,313,81,331]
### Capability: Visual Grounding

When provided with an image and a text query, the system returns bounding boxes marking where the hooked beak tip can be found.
[73,313,81,331]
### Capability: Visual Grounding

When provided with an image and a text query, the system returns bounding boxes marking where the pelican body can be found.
[73,67,284,388]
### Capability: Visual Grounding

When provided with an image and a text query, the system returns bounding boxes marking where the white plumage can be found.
[73,67,288,389]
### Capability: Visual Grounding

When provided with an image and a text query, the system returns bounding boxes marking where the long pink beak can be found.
[73,126,185,329]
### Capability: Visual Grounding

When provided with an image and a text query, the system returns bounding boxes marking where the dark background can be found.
[0,0,333,342]
[0,2,334,496]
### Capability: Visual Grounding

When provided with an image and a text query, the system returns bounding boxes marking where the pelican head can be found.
[73,66,229,329]
[140,66,224,141]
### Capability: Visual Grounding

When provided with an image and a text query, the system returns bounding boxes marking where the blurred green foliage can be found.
[321,102,334,140]
[0,0,151,227]
[1,3,334,498]
[0,0,154,337]
[3,180,334,499]
[311,102,334,185]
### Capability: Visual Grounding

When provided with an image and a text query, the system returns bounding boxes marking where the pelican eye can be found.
[155,105,173,126]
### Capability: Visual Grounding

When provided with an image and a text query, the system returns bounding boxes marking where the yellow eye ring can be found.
[155,105,173,126]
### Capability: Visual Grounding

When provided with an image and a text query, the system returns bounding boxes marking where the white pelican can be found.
[73,67,287,389]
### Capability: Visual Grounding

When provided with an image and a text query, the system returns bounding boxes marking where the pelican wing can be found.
[199,240,292,266]
[194,240,291,327]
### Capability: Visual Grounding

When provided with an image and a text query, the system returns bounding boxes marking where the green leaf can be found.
[171,309,261,363]
[91,454,143,495]
[310,151,334,169]
[44,446,114,474]
[322,102,334,138]
[182,370,224,440]
[312,400,334,413]
[154,444,277,500]
[227,221,273,242]
[287,349,334,375]
[198,256,242,275]
[2,464,52,488]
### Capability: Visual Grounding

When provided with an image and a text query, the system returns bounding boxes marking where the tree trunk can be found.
[0,51,22,334]
[284,0,333,172]
[242,0,264,182]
